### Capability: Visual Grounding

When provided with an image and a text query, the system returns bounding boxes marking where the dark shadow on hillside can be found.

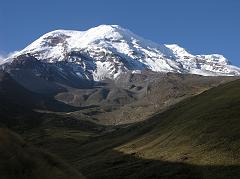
[31,122,240,179]
[0,128,85,179]
[76,149,240,179]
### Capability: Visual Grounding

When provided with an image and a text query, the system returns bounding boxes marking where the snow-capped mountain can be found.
[2,25,240,81]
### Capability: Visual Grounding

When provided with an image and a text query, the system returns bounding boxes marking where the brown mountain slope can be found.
[56,72,238,125]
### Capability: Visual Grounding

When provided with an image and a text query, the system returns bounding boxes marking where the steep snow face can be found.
[5,25,240,80]
[165,44,239,76]
[165,44,194,58]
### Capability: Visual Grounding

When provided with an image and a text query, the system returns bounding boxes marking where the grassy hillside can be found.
[0,128,85,179]
[32,79,240,179]
[118,79,240,163]
[113,79,240,178]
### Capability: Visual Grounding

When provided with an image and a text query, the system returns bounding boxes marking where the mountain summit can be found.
[3,25,240,81]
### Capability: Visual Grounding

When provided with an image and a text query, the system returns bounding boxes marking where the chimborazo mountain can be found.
[1,25,240,84]
[0,24,240,179]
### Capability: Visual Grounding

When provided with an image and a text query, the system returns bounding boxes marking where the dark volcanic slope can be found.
[32,79,240,179]
[0,70,105,133]
[0,71,83,128]
[0,70,80,111]
[0,71,42,128]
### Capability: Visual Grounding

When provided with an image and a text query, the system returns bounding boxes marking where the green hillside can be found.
[42,79,240,179]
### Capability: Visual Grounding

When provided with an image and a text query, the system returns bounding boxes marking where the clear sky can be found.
[0,0,239,66]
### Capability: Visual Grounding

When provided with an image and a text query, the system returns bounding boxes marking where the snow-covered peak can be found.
[10,24,172,62]
[75,25,133,43]
[20,24,154,51]
[165,44,194,58]
[4,24,240,80]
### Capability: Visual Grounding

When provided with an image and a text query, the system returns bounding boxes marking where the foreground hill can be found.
[28,79,240,179]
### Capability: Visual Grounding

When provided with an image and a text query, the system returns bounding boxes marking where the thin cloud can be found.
[0,54,5,63]
[0,51,19,65]
[0,55,6,65]
[7,51,19,57]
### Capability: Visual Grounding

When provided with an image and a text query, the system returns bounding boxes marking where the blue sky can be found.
[0,0,240,66]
